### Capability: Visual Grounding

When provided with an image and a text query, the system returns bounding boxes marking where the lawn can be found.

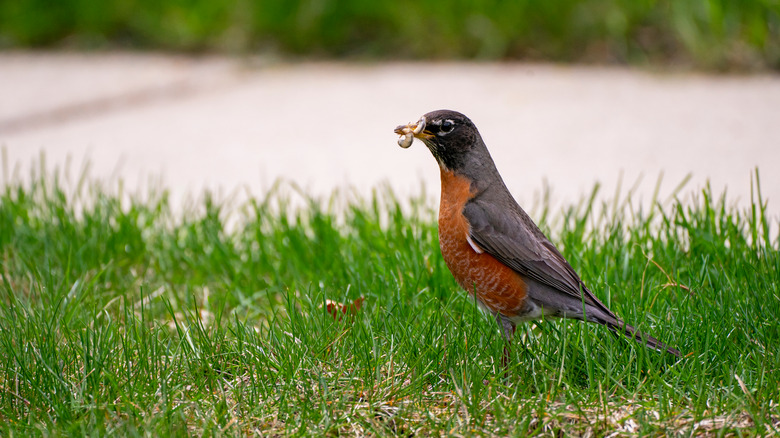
[0,164,778,436]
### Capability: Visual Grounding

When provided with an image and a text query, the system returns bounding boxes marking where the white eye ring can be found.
[438,119,455,135]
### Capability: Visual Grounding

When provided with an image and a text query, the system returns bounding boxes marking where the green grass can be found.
[1,162,778,436]
[1,0,779,70]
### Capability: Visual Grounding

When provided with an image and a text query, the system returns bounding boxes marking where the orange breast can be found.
[438,168,527,317]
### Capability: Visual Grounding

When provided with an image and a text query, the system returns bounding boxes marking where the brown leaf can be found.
[324,297,365,321]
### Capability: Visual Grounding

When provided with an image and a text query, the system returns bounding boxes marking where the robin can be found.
[394,109,680,360]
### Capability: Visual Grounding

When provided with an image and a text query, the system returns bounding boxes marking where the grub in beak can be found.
[394,117,426,149]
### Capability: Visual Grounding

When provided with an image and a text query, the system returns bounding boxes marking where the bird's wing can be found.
[463,197,610,312]
[464,196,682,356]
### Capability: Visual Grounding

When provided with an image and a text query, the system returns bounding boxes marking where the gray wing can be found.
[463,196,615,317]
[464,195,682,356]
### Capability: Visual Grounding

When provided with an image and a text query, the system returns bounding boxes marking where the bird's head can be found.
[394,109,489,173]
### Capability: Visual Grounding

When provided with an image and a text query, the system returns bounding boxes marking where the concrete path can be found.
[2,52,779,219]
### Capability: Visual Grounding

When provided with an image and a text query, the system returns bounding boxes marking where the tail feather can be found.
[574,286,681,357]
[603,318,681,357]
[523,281,681,356]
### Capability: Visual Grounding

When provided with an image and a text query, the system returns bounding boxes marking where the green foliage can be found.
[0,164,778,435]
[0,0,778,69]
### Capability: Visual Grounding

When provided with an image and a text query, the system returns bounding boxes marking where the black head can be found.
[413,109,490,172]
[395,109,507,194]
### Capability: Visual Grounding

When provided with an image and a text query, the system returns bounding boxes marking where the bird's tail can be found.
[602,318,681,357]
[527,283,681,356]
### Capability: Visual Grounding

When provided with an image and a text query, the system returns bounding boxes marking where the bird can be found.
[394,109,680,361]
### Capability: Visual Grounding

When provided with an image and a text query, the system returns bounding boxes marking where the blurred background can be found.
[1,0,779,213]
[2,0,779,68]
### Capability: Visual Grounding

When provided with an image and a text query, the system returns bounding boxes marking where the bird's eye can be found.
[439,119,455,134]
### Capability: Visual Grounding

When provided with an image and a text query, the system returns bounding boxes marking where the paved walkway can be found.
[2,52,779,218]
